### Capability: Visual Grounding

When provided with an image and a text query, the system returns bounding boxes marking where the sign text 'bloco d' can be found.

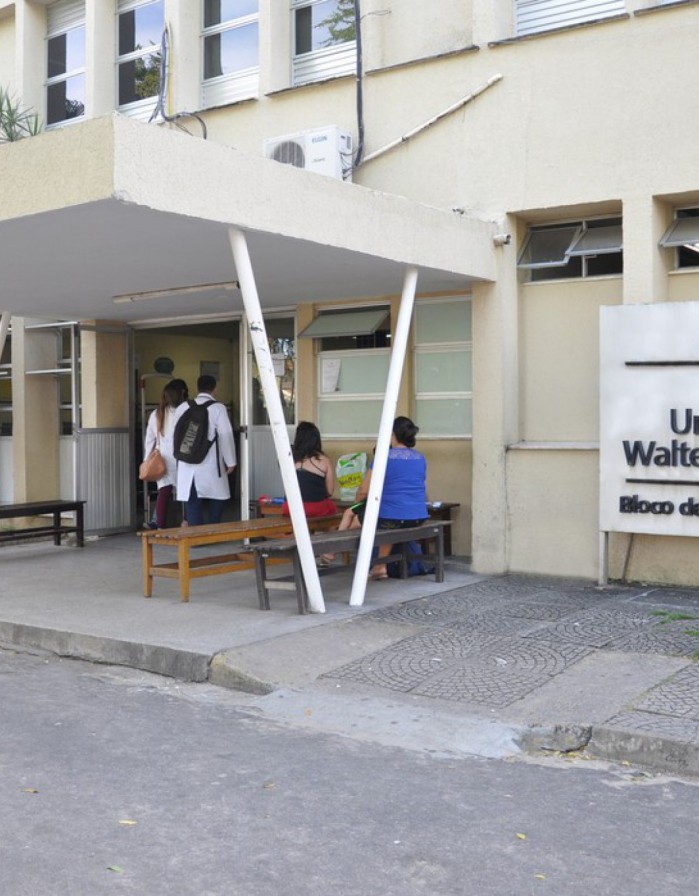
[619,408,699,517]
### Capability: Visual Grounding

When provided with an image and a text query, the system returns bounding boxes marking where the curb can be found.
[0,621,211,682]
[3,620,698,779]
[519,722,699,779]
[586,725,699,779]
[209,652,275,695]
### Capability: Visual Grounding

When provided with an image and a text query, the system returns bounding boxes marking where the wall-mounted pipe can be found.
[361,73,503,165]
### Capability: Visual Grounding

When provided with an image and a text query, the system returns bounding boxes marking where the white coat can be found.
[174,393,237,501]
[144,406,178,489]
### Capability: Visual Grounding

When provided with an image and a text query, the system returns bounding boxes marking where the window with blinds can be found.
[515,0,625,37]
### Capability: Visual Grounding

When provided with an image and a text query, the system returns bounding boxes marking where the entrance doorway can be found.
[134,320,241,526]
[133,314,296,525]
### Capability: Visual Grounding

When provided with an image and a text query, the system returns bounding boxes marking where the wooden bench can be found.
[139,514,342,602]
[0,500,85,547]
[251,521,450,614]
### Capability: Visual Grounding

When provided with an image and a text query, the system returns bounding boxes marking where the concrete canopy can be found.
[0,115,495,324]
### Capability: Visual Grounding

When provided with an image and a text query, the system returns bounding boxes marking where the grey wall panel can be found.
[76,429,132,533]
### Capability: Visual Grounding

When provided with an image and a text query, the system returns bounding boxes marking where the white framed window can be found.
[292,0,357,87]
[515,0,625,37]
[413,298,472,439]
[659,208,699,269]
[305,306,390,437]
[46,0,86,127]
[117,0,164,119]
[202,0,260,108]
[518,217,623,281]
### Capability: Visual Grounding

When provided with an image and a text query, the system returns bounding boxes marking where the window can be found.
[518,217,623,281]
[515,0,625,37]
[659,208,699,269]
[117,0,164,115]
[251,317,295,426]
[46,0,85,127]
[202,0,259,107]
[292,0,356,87]
[307,307,391,436]
[413,298,472,438]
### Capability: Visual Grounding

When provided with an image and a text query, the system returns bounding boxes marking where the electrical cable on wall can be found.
[149,25,208,140]
[353,0,365,169]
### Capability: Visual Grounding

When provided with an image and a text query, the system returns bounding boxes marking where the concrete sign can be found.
[600,302,699,536]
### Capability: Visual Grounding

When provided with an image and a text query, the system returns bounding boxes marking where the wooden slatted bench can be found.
[251,521,450,614]
[139,514,342,602]
[0,500,86,548]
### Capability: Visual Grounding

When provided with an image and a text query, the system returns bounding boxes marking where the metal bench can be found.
[0,500,86,547]
[139,514,342,602]
[251,521,450,614]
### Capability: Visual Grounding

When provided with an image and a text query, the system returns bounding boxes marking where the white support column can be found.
[228,228,325,613]
[349,267,418,607]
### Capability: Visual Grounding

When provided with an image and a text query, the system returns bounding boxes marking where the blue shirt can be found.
[377,447,427,520]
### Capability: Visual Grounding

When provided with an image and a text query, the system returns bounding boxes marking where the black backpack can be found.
[173,399,217,465]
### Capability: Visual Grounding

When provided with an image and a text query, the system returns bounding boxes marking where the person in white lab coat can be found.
[174,375,237,526]
[143,378,189,528]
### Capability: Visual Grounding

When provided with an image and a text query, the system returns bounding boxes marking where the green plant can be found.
[649,610,698,624]
[0,87,42,143]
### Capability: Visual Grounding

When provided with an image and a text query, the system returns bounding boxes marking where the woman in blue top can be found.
[367,416,428,580]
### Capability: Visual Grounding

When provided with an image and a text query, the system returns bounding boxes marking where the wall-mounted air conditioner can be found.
[263,126,353,181]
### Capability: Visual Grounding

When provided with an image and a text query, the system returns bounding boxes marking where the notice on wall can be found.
[321,358,341,393]
[271,353,286,377]
[600,302,699,536]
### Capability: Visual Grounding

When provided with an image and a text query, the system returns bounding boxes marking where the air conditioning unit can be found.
[263,126,353,181]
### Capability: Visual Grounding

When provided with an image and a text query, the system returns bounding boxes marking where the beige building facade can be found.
[1,1,699,585]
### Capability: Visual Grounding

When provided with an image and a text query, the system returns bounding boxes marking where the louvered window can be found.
[516,0,625,37]
[518,218,623,281]
[202,0,259,108]
[659,209,699,270]
[46,0,85,127]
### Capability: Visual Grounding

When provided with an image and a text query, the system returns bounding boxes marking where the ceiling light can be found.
[113,281,239,304]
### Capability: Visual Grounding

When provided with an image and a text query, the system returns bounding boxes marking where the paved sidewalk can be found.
[1,534,698,777]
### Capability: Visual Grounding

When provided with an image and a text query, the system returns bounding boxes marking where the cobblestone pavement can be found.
[322,576,699,746]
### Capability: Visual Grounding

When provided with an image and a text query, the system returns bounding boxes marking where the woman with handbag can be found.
[143,379,189,528]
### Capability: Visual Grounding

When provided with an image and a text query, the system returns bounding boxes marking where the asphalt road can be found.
[1,647,698,896]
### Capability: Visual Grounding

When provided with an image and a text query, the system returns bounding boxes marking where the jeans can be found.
[186,481,227,527]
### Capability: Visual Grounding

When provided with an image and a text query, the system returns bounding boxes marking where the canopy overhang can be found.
[0,114,496,323]
[0,114,498,613]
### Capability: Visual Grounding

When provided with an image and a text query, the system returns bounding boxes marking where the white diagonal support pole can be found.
[228,228,325,613]
[349,266,419,607]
